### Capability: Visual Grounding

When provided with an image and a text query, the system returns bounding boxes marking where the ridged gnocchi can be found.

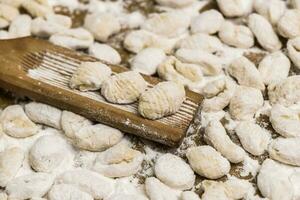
[254,0,286,25]
[277,9,300,39]
[216,0,253,17]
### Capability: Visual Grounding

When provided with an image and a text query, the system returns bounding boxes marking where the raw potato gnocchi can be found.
[287,37,300,69]
[21,0,53,17]
[181,191,200,200]
[155,0,196,8]
[9,14,32,38]
[186,146,230,179]
[254,0,286,25]
[48,184,93,200]
[138,81,186,120]
[88,43,121,65]
[106,194,148,200]
[216,0,253,17]
[101,71,147,104]
[0,105,38,138]
[145,177,180,200]
[69,61,112,92]
[277,9,300,39]
[0,4,19,28]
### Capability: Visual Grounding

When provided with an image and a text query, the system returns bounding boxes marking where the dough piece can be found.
[204,121,246,163]
[92,142,144,178]
[287,37,300,69]
[235,121,271,156]
[84,12,121,42]
[228,56,265,91]
[0,4,19,28]
[48,184,93,200]
[218,21,254,49]
[258,51,290,85]
[216,0,253,17]
[155,0,196,8]
[131,48,166,75]
[186,146,230,179]
[278,9,300,39]
[106,194,149,200]
[101,71,147,104]
[270,104,300,138]
[29,135,68,172]
[0,105,38,138]
[6,173,53,200]
[268,75,300,106]
[181,191,200,200]
[154,153,195,190]
[25,102,62,129]
[191,10,224,35]
[0,147,24,187]
[142,11,190,38]
[248,13,282,52]
[229,86,264,120]
[88,43,121,65]
[138,81,185,120]
[176,33,223,53]
[257,159,300,200]
[56,169,115,199]
[50,28,94,50]
[201,180,229,200]
[291,0,300,9]
[21,0,53,17]
[0,192,7,200]
[0,0,23,7]
[145,177,180,200]
[9,14,32,38]
[69,61,112,92]
[175,48,222,75]
[254,0,286,25]
[268,137,300,166]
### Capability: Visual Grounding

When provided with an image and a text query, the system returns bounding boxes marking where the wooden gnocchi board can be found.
[0,37,203,147]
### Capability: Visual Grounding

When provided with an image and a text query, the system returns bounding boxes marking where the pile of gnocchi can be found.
[1,0,300,199]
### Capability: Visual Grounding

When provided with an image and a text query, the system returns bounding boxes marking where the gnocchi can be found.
[254,0,286,25]
[48,184,93,200]
[181,191,200,200]
[88,43,121,65]
[277,9,300,39]
[21,0,53,17]
[287,37,300,69]
[145,177,180,200]
[155,0,196,8]
[9,14,32,38]
[216,0,253,17]
[0,4,19,28]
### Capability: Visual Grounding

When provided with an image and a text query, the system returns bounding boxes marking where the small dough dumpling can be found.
[131,48,166,75]
[268,137,300,166]
[277,9,300,39]
[201,180,230,200]
[84,12,121,42]
[21,0,53,17]
[9,14,32,38]
[218,21,254,49]
[287,37,300,69]
[0,192,7,200]
[29,135,69,172]
[101,71,147,104]
[25,102,62,129]
[291,0,300,9]
[69,61,112,92]
[229,86,264,120]
[216,0,253,17]
[6,173,54,200]
[138,81,185,120]
[48,184,93,200]
[0,0,23,7]
[92,142,144,178]
[0,4,19,28]
[270,104,300,138]
[181,191,200,200]
[235,121,271,156]
[186,146,230,179]
[191,9,224,35]
[254,0,286,25]
[106,194,148,200]
[155,0,196,8]
[258,51,290,85]
[154,153,195,190]
[88,43,121,65]
[145,177,180,200]
[0,147,24,187]
[0,105,38,138]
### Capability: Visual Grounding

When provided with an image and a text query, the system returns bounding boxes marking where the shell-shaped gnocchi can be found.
[101,71,147,104]
[142,11,190,38]
[287,37,300,69]
[268,137,300,166]
[29,135,69,172]
[48,184,93,200]
[25,102,62,129]
[186,146,230,179]
[0,105,38,138]
[88,43,121,65]
[190,10,224,35]
[145,177,180,200]
[131,48,166,75]
[50,28,94,50]
[138,81,185,120]
[155,0,196,8]
[0,4,19,28]
[181,191,200,200]
[69,62,112,92]
[277,9,300,39]
[0,147,24,187]
[229,86,264,120]
[176,33,223,53]
[21,0,53,17]
[235,121,271,156]
[92,142,144,178]
[228,56,265,90]
[248,14,282,52]
[9,14,32,38]
[216,0,253,17]
[268,75,300,106]
[218,21,254,49]
[204,121,246,163]
[6,173,54,200]
[56,169,115,199]
[254,0,286,25]
[154,153,195,190]
[84,12,121,42]
[258,51,290,85]
[175,48,223,75]
[270,104,300,138]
